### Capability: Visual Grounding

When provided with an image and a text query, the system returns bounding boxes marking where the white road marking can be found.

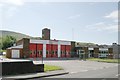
[70,72,78,74]
[70,70,88,74]
[116,74,120,77]
[81,70,88,72]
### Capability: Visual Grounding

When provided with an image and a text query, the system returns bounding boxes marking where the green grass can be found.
[44,64,63,72]
[0,50,6,52]
[87,58,119,63]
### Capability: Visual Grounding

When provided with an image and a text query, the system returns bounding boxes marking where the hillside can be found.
[76,42,97,47]
[0,30,96,47]
[0,30,42,41]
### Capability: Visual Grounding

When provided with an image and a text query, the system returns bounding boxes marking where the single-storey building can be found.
[6,38,75,58]
[75,46,113,59]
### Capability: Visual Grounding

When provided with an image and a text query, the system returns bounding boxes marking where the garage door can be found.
[12,50,20,58]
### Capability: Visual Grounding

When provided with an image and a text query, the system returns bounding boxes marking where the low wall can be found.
[2,61,44,76]
[0,61,2,79]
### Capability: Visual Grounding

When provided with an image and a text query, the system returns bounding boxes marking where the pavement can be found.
[2,70,69,80]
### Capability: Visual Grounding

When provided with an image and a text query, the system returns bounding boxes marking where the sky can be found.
[0,0,119,45]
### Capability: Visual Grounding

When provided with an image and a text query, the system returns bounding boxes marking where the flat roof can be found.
[30,39,71,45]
[7,45,23,49]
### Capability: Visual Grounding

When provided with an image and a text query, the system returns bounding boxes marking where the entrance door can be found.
[12,50,20,58]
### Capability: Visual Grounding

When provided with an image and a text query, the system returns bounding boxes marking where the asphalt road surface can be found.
[30,60,119,79]
[45,65,118,78]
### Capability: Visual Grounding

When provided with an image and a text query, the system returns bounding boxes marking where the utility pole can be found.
[72,28,74,40]
[79,50,81,60]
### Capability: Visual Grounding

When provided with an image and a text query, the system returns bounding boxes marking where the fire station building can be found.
[6,38,75,58]
[6,28,75,58]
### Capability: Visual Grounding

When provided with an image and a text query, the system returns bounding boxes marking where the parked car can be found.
[0,52,3,55]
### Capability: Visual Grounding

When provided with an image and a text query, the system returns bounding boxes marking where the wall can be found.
[6,49,23,58]
[71,41,76,57]
[112,44,120,59]
[42,28,50,40]
[108,48,113,59]
[16,39,23,45]
[29,43,43,58]
[94,48,99,58]
[29,39,72,58]
[83,47,88,58]
[22,38,30,58]
[6,49,11,58]
[2,61,44,75]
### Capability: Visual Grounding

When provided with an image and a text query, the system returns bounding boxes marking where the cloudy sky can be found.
[0,0,119,45]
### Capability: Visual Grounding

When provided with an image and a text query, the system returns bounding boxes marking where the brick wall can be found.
[71,41,75,52]
[2,61,44,75]
[6,49,23,58]
[108,48,113,59]
[16,39,23,45]
[42,28,50,40]
[6,49,11,58]
[71,41,76,57]
[22,38,30,58]
[94,48,99,58]
[83,47,88,58]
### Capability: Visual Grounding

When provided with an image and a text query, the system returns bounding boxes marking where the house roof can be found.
[30,39,71,45]
[7,45,23,49]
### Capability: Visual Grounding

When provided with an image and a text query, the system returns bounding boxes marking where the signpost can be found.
[79,50,86,61]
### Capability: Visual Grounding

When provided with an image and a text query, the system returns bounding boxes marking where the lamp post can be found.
[84,52,86,61]
[42,52,43,64]
[79,50,81,60]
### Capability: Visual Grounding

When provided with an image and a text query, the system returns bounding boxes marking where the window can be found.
[61,51,62,54]
[37,50,42,54]
[52,51,54,54]
[105,51,108,54]
[46,51,48,54]
[66,51,68,54]
[61,51,65,54]
[30,50,32,54]
[34,51,36,54]
[40,51,42,55]
[99,51,101,53]
[37,51,39,54]
[55,51,57,54]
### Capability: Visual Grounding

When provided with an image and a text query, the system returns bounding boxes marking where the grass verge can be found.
[87,58,119,63]
[44,64,63,72]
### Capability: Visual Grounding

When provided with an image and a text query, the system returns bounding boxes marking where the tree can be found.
[2,36,16,50]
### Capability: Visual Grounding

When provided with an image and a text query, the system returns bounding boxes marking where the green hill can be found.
[76,42,97,47]
[0,30,42,42]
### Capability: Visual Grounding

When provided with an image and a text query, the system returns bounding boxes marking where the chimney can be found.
[42,28,50,40]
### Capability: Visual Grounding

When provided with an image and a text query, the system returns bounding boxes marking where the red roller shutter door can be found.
[37,44,43,58]
[61,45,65,58]
[66,45,71,58]
[29,43,36,58]
[46,44,52,58]
[52,44,58,58]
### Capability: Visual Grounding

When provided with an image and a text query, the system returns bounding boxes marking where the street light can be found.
[42,52,43,64]
[84,52,86,61]
[79,50,81,60]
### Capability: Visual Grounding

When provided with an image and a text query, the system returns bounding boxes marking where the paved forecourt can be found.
[41,60,118,74]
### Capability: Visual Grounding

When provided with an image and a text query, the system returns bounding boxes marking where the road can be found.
[30,60,119,79]
[45,66,118,78]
